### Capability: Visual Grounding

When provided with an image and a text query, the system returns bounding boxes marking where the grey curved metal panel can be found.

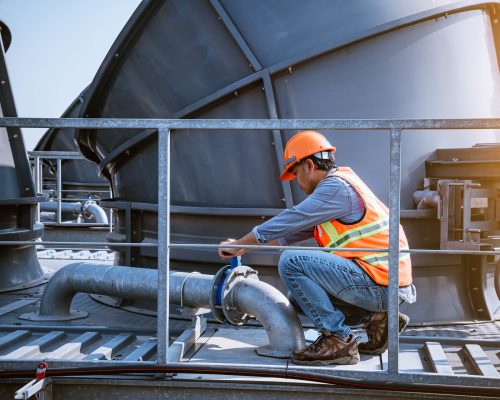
[220,0,462,67]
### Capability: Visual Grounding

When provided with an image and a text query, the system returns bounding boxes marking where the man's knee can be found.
[278,249,301,277]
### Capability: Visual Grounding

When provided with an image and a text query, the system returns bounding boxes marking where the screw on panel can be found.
[288,66,293,74]
[1,80,6,85]
[234,90,238,97]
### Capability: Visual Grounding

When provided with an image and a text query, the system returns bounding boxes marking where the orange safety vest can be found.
[313,167,412,286]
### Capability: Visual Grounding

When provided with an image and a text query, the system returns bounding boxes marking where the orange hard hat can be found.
[280,130,336,181]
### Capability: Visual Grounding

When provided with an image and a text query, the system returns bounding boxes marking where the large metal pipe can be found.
[21,263,305,357]
[232,278,305,358]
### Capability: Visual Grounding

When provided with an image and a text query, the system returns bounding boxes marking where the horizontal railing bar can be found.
[29,151,82,156]
[2,241,500,255]
[36,247,113,252]
[42,223,109,227]
[29,155,86,160]
[3,117,500,130]
[40,198,104,202]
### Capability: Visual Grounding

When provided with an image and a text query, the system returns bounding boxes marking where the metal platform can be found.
[0,253,497,399]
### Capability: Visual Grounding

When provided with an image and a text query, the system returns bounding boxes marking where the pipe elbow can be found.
[82,201,108,224]
[233,278,305,358]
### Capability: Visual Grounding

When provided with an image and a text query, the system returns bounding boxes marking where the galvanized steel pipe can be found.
[25,263,304,357]
[82,201,109,224]
[33,263,212,318]
[40,201,109,224]
[40,201,83,216]
[232,278,305,358]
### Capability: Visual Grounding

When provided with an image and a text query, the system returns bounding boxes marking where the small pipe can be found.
[413,189,440,209]
[40,201,82,216]
[82,200,108,224]
[24,263,303,357]
[39,200,108,224]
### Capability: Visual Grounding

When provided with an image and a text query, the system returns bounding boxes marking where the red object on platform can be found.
[36,362,48,381]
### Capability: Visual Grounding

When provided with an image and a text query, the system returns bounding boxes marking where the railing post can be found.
[388,128,402,375]
[56,158,62,223]
[34,155,41,222]
[157,128,171,365]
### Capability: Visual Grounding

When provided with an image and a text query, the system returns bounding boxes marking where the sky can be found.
[0,0,141,149]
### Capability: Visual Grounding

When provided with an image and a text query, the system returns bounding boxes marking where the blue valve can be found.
[216,256,241,306]
[230,256,241,269]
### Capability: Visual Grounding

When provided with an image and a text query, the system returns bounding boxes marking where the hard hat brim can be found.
[280,168,296,181]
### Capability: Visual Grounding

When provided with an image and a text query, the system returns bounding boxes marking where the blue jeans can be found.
[278,250,389,339]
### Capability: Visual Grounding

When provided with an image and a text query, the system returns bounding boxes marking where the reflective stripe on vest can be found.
[359,251,411,266]
[325,218,390,249]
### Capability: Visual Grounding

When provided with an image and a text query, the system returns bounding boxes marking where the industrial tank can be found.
[74,0,500,322]
[0,21,45,291]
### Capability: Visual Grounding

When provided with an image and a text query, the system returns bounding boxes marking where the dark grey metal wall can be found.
[0,23,44,292]
[73,0,500,322]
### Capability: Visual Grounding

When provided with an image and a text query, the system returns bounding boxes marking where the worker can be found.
[218,130,416,366]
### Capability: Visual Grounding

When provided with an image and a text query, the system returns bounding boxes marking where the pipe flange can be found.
[209,265,231,323]
[221,266,259,325]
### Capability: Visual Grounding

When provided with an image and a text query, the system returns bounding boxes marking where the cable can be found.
[0,363,499,397]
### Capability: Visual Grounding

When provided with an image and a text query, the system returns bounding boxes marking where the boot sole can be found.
[359,313,410,355]
[291,354,360,366]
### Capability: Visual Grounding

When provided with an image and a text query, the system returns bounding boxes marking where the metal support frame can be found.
[28,151,111,227]
[157,128,171,365]
[209,0,262,71]
[34,155,41,221]
[388,128,401,375]
[14,376,52,400]
[56,159,62,224]
[261,72,294,208]
[0,117,499,388]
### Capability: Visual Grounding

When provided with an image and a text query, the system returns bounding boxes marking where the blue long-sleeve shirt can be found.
[252,171,416,303]
[253,174,363,245]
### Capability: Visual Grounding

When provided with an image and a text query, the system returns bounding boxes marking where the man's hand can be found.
[218,238,244,261]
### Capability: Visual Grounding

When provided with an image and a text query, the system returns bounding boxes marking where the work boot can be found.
[291,333,360,365]
[358,312,410,355]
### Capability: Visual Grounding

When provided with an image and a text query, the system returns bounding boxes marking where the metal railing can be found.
[29,150,111,227]
[1,116,500,388]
